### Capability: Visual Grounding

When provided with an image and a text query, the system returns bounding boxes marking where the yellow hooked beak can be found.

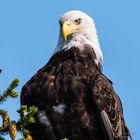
[62,21,79,41]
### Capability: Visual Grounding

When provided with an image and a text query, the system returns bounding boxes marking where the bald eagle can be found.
[21,11,131,140]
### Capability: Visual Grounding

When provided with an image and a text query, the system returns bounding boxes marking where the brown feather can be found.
[21,46,131,140]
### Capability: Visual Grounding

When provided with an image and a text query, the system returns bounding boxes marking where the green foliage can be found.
[0,71,37,140]
[16,105,38,138]
[0,79,19,103]
[0,73,19,139]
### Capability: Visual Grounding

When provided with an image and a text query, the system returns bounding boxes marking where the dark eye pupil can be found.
[75,19,81,25]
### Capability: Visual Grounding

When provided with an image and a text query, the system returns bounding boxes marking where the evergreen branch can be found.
[0,79,19,103]
[0,106,37,140]
[17,106,38,127]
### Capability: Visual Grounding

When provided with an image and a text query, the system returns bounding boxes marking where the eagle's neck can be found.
[54,31,103,65]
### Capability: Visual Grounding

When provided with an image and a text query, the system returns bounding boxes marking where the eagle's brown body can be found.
[21,46,130,140]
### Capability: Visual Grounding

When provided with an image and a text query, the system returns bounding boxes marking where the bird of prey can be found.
[21,11,131,140]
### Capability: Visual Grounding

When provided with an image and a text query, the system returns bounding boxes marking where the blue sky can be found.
[0,0,139,139]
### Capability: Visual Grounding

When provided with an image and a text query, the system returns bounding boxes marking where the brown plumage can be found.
[21,11,131,140]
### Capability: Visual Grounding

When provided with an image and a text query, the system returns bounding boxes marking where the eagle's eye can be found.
[74,18,81,25]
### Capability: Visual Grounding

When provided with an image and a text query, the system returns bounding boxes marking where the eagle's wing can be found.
[20,69,59,140]
[91,74,131,140]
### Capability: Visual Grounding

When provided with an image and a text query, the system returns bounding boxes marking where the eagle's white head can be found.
[54,10,103,64]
